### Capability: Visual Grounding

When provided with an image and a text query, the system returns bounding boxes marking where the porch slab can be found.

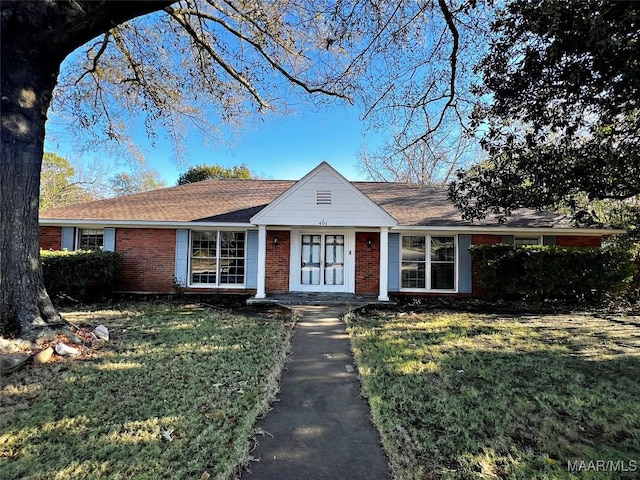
[246,292,395,307]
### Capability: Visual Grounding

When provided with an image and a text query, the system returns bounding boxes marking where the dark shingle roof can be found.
[40,178,572,228]
[40,180,294,223]
[354,182,572,228]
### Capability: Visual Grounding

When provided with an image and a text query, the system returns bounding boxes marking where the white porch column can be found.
[256,225,267,299]
[378,227,389,301]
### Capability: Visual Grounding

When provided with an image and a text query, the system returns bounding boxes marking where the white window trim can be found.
[76,227,105,251]
[187,229,248,289]
[399,234,459,293]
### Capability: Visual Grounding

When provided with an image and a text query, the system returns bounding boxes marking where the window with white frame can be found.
[401,235,456,290]
[514,236,540,246]
[190,231,246,286]
[78,228,104,251]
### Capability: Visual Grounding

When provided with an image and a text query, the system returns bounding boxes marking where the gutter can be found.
[39,218,625,237]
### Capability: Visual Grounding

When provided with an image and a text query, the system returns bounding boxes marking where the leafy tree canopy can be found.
[177,163,253,184]
[40,152,97,210]
[449,0,640,221]
[110,169,167,196]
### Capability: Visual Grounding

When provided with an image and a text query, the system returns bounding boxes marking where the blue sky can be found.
[163,104,368,183]
[42,6,474,189]
[45,100,371,187]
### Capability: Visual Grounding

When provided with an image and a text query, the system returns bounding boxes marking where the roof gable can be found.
[251,162,397,227]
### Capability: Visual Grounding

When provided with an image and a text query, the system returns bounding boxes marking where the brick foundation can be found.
[355,232,380,294]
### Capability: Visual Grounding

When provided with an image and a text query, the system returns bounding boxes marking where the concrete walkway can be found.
[243,305,390,480]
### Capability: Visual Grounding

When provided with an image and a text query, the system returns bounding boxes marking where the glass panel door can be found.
[324,235,345,285]
[301,235,321,285]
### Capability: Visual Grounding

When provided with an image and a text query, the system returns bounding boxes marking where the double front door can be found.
[293,232,353,292]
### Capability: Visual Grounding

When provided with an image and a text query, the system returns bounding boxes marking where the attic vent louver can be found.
[316,189,332,205]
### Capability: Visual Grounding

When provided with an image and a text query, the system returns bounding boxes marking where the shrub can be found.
[469,244,635,303]
[41,249,122,300]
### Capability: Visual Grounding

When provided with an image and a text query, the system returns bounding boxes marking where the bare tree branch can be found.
[170,6,350,100]
[395,0,460,156]
[74,32,111,86]
[111,28,147,86]
[213,0,303,58]
[165,5,272,110]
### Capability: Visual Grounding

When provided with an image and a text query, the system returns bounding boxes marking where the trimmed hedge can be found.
[469,244,635,302]
[41,249,122,301]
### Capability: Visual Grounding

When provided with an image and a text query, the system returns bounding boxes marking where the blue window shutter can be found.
[103,228,116,251]
[543,235,557,246]
[175,230,189,287]
[501,235,515,245]
[246,230,258,288]
[458,235,472,293]
[388,233,400,291]
[61,227,75,250]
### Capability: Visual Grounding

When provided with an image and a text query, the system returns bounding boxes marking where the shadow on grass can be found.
[0,307,293,480]
[349,313,640,480]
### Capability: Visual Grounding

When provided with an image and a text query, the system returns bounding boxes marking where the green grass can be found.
[1,304,293,480]
[346,310,640,480]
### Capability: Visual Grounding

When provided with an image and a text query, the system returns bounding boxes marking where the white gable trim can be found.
[250,162,397,227]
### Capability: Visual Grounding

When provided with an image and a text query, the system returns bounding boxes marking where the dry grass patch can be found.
[1,304,293,480]
[347,310,640,480]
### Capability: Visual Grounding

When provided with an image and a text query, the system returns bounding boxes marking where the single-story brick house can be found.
[39,162,621,300]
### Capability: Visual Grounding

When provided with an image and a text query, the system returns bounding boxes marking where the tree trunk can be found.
[0,34,64,338]
[1,1,175,338]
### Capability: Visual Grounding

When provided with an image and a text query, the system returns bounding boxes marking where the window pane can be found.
[301,266,320,285]
[402,236,426,262]
[431,237,455,262]
[431,263,455,290]
[78,229,104,251]
[325,235,344,264]
[191,231,217,284]
[191,257,217,284]
[192,231,217,258]
[515,237,539,246]
[219,232,245,284]
[301,234,321,285]
[324,266,344,285]
[401,262,426,288]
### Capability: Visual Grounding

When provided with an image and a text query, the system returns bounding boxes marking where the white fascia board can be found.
[39,219,625,236]
[391,225,626,236]
[39,219,257,230]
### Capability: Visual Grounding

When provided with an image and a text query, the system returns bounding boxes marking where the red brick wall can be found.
[471,234,503,245]
[355,232,380,294]
[40,226,62,250]
[116,228,176,292]
[556,236,601,247]
[265,230,290,293]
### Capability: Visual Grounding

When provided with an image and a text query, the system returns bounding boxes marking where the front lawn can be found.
[347,310,640,479]
[1,304,293,480]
